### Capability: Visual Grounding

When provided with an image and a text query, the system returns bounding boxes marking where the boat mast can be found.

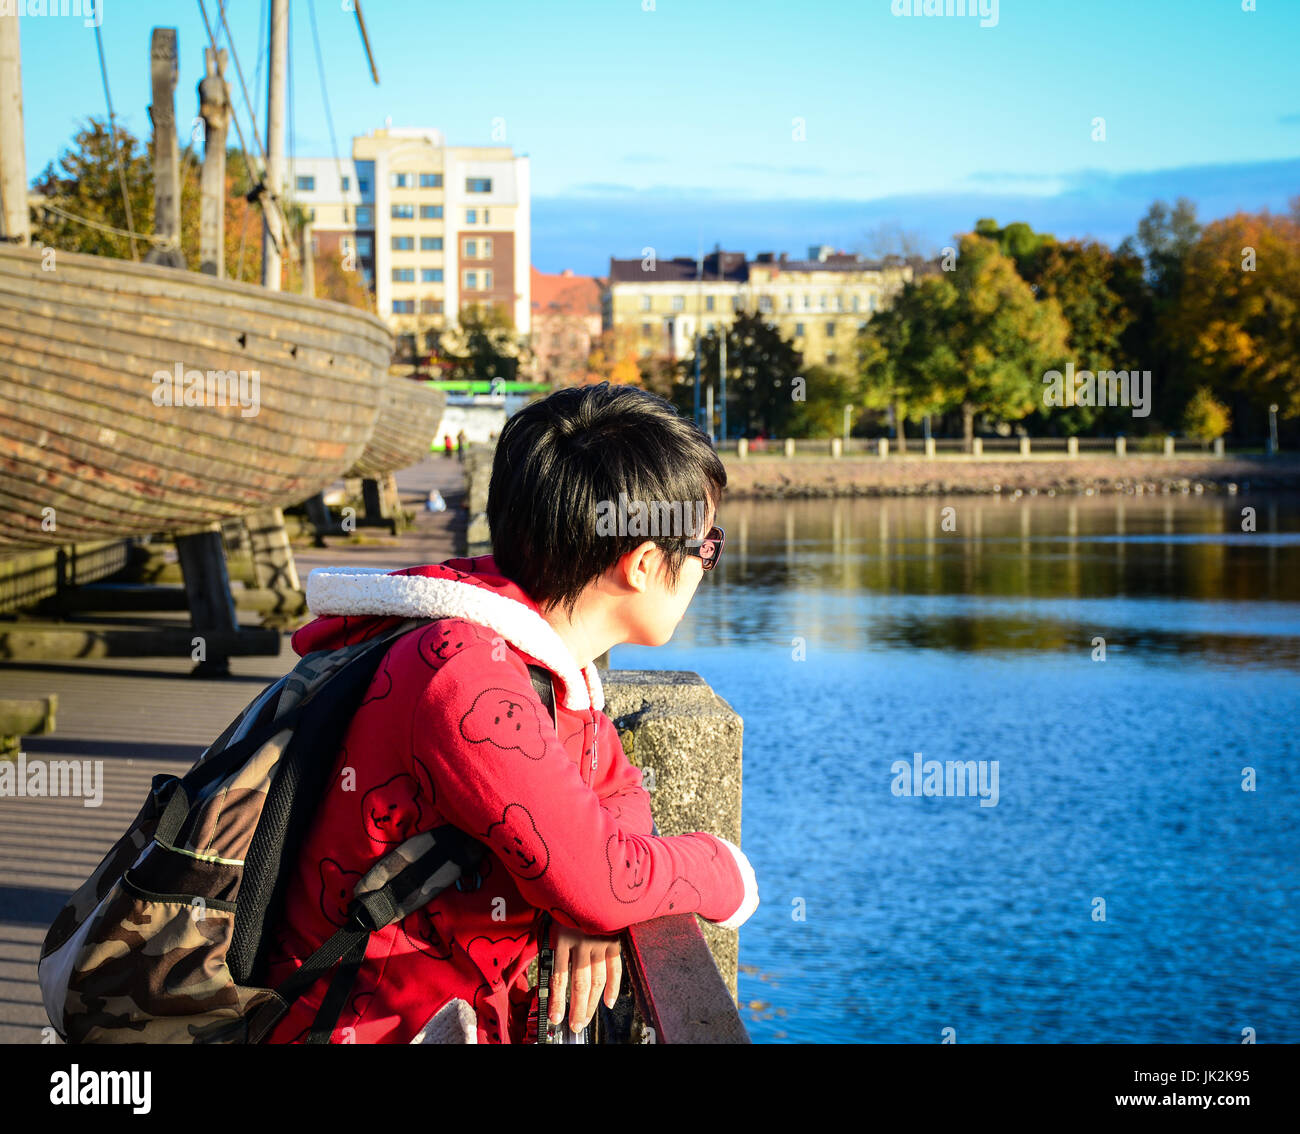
[0,8,29,245]
[261,0,288,291]
[146,28,184,268]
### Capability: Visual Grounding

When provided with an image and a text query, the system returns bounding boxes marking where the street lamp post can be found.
[1269,403,1279,456]
[843,404,852,446]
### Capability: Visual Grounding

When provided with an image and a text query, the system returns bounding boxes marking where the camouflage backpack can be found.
[37,618,558,1044]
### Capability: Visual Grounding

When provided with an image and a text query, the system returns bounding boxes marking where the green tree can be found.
[973,218,1057,282]
[1181,387,1232,442]
[905,235,1071,449]
[854,281,949,451]
[676,312,805,437]
[440,303,530,383]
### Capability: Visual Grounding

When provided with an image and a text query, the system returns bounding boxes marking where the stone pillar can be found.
[1115,436,1127,457]
[1213,437,1225,458]
[1067,436,1079,458]
[924,437,936,458]
[877,438,889,459]
[784,437,795,458]
[737,438,748,461]
[972,438,983,457]
[830,437,842,458]
[1019,436,1031,457]
[602,670,744,1001]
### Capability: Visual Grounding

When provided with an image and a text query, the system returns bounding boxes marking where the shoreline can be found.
[716,454,1300,498]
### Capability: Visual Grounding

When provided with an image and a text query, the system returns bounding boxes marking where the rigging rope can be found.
[92,21,140,261]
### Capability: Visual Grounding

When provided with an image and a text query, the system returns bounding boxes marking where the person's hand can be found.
[549,925,622,1034]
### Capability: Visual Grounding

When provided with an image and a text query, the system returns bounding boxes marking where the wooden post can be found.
[198,46,230,277]
[145,29,185,268]
[245,506,302,598]
[175,527,240,676]
[300,220,315,297]
[0,8,29,245]
[262,0,288,291]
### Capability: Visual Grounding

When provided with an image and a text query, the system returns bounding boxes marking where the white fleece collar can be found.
[304,566,604,712]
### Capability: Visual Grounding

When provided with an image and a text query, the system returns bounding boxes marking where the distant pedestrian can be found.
[457,429,467,461]
[443,434,453,458]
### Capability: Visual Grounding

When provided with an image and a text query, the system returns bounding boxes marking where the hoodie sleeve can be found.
[411,638,755,935]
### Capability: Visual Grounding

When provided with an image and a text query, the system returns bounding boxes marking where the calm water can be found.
[610,492,1300,1044]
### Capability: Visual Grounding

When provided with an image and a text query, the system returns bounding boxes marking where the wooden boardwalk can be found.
[0,456,469,1043]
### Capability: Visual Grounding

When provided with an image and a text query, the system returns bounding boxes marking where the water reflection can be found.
[692,494,1300,668]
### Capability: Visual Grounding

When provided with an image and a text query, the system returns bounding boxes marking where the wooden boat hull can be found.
[346,377,448,478]
[0,244,392,552]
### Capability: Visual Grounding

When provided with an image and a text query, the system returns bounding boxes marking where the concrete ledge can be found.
[603,670,744,999]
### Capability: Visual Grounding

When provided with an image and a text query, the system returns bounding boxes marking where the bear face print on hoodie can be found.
[263,554,758,1044]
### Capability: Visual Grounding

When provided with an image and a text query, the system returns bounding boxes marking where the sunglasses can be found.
[683,525,725,571]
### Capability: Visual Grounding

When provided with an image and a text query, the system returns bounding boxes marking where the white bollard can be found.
[830,437,843,458]
[737,438,748,460]
[1115,437,1127,457]
[1213,437,1225,458]
[878,437,889,459]
[1067,436,1079,458]
[784,437,795,458]
[972,438,983,457]
[924,437,936,458]
[1019,436,1031,457]
[1164,436,1175,457]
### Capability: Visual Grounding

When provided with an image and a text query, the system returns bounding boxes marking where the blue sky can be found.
[13,0,1300,274]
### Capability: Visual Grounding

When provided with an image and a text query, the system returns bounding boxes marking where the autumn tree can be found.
[440,303,531,383]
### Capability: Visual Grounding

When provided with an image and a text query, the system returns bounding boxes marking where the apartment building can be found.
[530,267,603,386]
[606,245,912,372]
[288,127,530,356]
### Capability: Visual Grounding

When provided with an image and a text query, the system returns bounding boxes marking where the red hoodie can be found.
[263,554,758,1044]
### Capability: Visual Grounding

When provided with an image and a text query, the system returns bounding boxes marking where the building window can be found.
[639,295,651,312]
[852,295,860,312]
[295,174,315,192]
[802,294,811,309]
[420,299,443,314]
[464,239,477,258]
[420,205,443,220]
[835,295,844,311]
[483,270,493,289]
[869,293,879,312]
[785,295,794,311]
[464,271,478,289]
[358,178,371,194]
[483,209,490,224]
[758,295,773,313]
[641,323,652,336]
[706,295,715,312]
[466,177,493,193]
[672,295,684,311]
[819,294,828,310]
[392,268,415,282]
[482,238,493,258]
[356,236,373,256]
[392,204,415,220]
[826,352,837,365]
[341,175,350,191]
[356,207,373,226]
[732,295,743,312]
[422,268,443,283]
[392,236,414,251]
[420,173,442,188]
[826,322,836,337]
[391,300,414,314]
[795,323,805,337]
[420,236,443,251]
[392,172,414,188]
[466,209,477,224]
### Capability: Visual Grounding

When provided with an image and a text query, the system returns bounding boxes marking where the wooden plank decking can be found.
[0,455,469,1043]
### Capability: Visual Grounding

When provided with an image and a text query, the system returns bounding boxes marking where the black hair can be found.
[487,382,726,618]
